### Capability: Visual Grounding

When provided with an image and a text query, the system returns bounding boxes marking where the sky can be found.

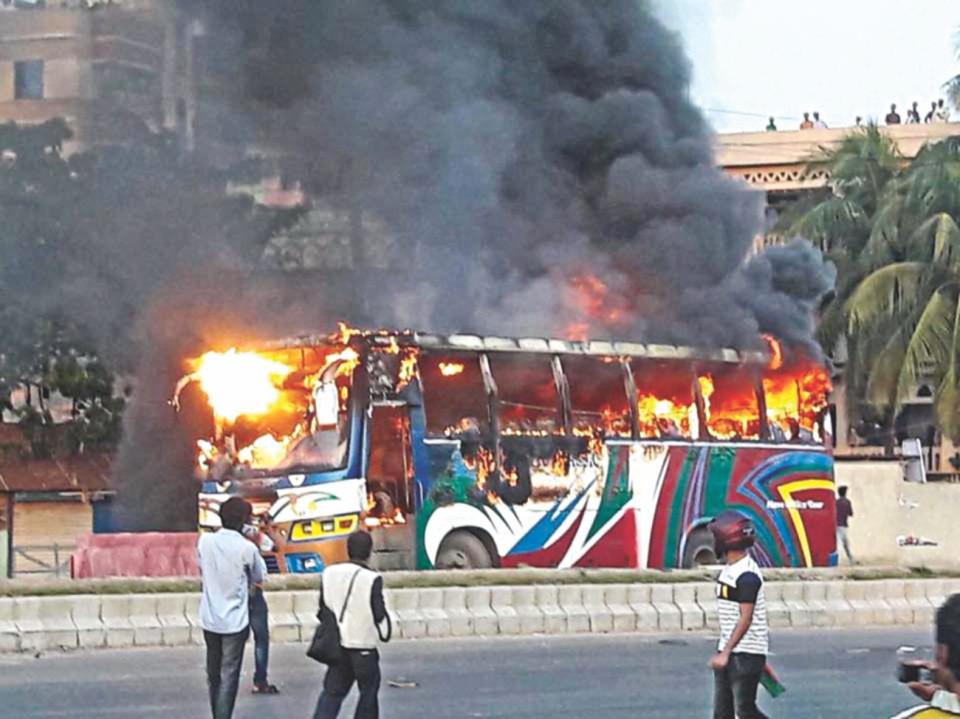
[653,0,959,134]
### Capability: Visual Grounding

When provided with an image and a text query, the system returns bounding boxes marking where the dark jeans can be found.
[713,652,768,719]
[313,648,381,719]
[204,627,249,719]
[249,588,270,685]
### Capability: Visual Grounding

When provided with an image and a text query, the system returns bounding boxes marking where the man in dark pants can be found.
[708,510,769,719]
[313,531,392,719]
[244,522,279,695]
[198,497,266,719]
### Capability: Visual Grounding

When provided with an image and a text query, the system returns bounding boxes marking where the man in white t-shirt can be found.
[708,510,769,719]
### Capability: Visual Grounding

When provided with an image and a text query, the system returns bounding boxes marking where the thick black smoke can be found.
[111,0,835,528]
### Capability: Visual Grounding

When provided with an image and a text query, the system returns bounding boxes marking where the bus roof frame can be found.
[257,329,769,365]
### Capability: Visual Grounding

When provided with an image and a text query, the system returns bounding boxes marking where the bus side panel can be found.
[644,445,836,569]
[416,443,637,569]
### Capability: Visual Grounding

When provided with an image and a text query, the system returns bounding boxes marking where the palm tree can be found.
[788,126,960,440]
[846,213,960,439]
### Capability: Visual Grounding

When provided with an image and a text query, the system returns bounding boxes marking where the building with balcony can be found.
[0,0,194,152]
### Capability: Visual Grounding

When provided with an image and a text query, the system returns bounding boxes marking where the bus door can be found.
[366,402,416,569]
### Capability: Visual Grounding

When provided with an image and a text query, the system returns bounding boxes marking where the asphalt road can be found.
[0,627,936,718]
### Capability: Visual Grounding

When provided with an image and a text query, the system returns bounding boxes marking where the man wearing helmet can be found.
[708,510,770,719]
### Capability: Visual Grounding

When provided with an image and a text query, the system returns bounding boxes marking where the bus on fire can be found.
[174,326,837,573]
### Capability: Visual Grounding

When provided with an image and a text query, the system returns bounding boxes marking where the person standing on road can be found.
[708,510,769,719]
[245,522,279,695]
[198,497,267,719]
[313,531,392,719]
[894,594,960,717]
[836,485,855,564]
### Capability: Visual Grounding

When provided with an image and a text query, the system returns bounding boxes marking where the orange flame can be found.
[190,349,292,423]
[439,362,465,377]
[762,334,784,370]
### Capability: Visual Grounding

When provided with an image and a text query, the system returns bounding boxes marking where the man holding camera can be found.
[894,594,960,717]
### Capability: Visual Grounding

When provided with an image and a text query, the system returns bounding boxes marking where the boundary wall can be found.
[2,578,957,653]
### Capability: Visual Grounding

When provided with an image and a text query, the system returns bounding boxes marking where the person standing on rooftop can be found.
[765,116,777,131]
[886,104,902,124]
[799,112,813,129]
[812,112,827,128]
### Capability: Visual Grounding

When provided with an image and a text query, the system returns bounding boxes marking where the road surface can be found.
[0,627,934,717]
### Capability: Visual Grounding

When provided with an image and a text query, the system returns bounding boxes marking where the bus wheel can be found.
[435,531,493,570]
[682,529,718,568]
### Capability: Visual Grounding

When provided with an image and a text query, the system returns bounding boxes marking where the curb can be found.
[2,578,958,653]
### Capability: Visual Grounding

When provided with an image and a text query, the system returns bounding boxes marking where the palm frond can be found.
[934,286,960,440]
[846,262,939,331]
[910,213,960,272]
[893,285,959,406]
[791,197,868,255]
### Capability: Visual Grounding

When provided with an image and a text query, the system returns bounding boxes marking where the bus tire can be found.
[435,530,494,570]
[682,528,718,568]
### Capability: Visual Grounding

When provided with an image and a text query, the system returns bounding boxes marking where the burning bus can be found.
[173,325,837,573]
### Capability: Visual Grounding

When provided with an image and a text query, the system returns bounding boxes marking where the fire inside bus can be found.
[175,326,836,573]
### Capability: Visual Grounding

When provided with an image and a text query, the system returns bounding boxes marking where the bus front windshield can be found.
[176,345,358,481]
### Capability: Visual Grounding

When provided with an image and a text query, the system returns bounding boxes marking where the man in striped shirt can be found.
[708,510,769,719]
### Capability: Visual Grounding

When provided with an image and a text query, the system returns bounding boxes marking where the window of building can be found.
[562,355,631,438]
[420,352,489,437]
[488,354,560,435]
[14,60,44,100]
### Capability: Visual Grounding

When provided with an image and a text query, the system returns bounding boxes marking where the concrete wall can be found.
[837,460,960,566]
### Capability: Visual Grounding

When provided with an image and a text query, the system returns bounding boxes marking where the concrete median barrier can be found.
[442,587,474,637]
[534,585,567,635]
[388,588,425,639]
[266,592,301,644]
[0,597,19,652]
[128,594,163,646]
[71,595,105,648]
[650,584,681,632]
[581,585,613,634]
[603,585,636,633]
[802,581,832,627]
[17,596,78,652]
[512,586,544,636]
[823,581,854,625]
[4,577,960,653]
[781,582,811,628]
[558,585,590,634]
[490,586,520,635]
[673,584,704,631]
[464,587,497,637]
[155,594,191,647]
[418,588,452,638]
[627,584,659,632]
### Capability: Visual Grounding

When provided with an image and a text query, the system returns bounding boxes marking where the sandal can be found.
[253,683,280,695]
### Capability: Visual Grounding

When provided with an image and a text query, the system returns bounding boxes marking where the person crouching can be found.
[708,510,770,719]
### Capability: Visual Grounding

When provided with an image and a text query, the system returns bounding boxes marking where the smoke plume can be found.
[111,0,836,528]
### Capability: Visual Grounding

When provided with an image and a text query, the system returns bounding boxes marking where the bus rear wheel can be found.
[682,528,718,568]
[435,530,493,570]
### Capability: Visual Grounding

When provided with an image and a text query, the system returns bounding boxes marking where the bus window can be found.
[562,356,631,438]
[762,360,831,443]
[488,354,560,434]
[420,352,489,436]
[631,359,696,439]
[698,363,762,441]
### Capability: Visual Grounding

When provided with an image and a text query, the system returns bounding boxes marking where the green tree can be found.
[0,120,296,457]
[790,127,960,440]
